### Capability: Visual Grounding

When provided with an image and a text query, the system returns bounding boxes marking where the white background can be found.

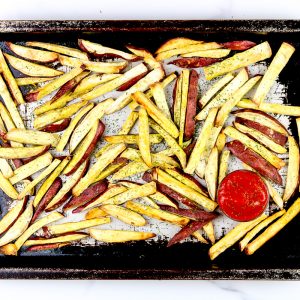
[1,0,300,299]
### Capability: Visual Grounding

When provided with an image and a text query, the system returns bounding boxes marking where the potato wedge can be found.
[18,159,61,199]
[69,98,113,153]
[253,42,295,105]
[203,42,272,80]
[150,82,171,119]
[0,171,18,199]
[138,107,151,167]
[45,161,88,211]
[81,63,148,102]
[0,203,33,247]
[90,229,155,243]
[218,150,230,184]
[0,49,24,104]
[0,145,48,159]
[208,214,267,260]
[196,68,248,121]
[26,66,85,102]
[33,157,69,208]
[79,39,138,61]
[16,77,52,86]
[34,100,88,130]
[26,41,88,60]
[72,143,126,197]
[101,205,146,226]
[182,49,231,58]
[185,107,218,174]
[85,208,108,219]
[58,54,127,73]
[224,126,285,169]
[155,37,203,54]
[205,147,218,200]
[239,210,285,251]
[155,169,217,211]
[6,42,58,63]
[234,122,287,154]
[4,53,63,77]
[283,136,299,202]
[245,198,300,255]
[45,218,110,235]
[5,129,60,147]
[111,161,150,180]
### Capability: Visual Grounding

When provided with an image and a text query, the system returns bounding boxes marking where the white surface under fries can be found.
[1,0,300,299]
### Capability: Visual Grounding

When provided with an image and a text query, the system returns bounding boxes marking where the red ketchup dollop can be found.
[217,170,269,222]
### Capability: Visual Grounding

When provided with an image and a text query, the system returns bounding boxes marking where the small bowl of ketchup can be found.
[217,170,269,222]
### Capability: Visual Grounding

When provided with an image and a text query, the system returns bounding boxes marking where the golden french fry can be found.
[16,77,52,86]
[215,131,226,153]
[125,201,189,226]
[111,161,150,180]
[239,210,285,251]
[224,126,285,169]
[173,73,183,127]
[85,208,108,219]
[203,42,272,80]
[0,145,48,159]
[218,150,230,184]
[245,198,300,255]
[0,158,14,179]
[205,147,218,200]
[253,42,295,105]
[155,37,203,54]
[90,229,155,243]
[101,205,146,226]
[203,222,215,244]
[208,214,267,260]
[119,111,139,135]
[193,231,209,244]
[182,49,230,58]
[0,171,18,199]
[156,169,217,211]
[150,82,171,119]
[9,152,53,185]
[94,161,127,182]
[283,136,299,201]
[105,134,162,145]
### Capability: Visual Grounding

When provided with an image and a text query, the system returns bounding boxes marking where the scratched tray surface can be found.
[0,21,300,279]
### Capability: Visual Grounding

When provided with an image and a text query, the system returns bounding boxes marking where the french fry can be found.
[45,218,111,235]
[239,210,285,251]
[192,231,209,244]
[234,122,287,154]
[45,161,88,211]
[58,54,127,73]
[26,41,88,60]
[205,147,218,200]
[223,126,285,169]
[4,53,63,77]
[69,98,113,153]
[18,159,61,199]
[126,45,160,69]
[26,66,85,102]
[6,42,58,63]
[215,75,262,127]
[221,40,256,50]
[102,182,156,205]
[155,169,218,211]
[156,42,222,61]
[9,152,53,185]
[90,229,155,243]
[94,160,128,182]
[283,136,299,202]
[199,73,234,107]
[33,157,69,207]
[111,161,150,180]
[0,145,48,159]
[0,158,14,178]
[23,233,87,247]
[169,57,220,68]
[0,171,18,199]
[196,68,249,121]
[185,107,218,174]
[26,242,70,252]
[5,129,60,147]
[150,82,171,119]
[132,91,179,139]
[203,42,272,80]
[218,150,230,184]
[34,100,88,130]
[173,74,182,127]
[155,37,203,54]
[16,77,52,86]
[253,42,295,105]
[125,201,189,226]
[245,198,300,255]
[208,214,267,260]
[101,205,146,226]
[216,131,226,153]
[85,208,108,219]
[0,49,25,104]
[0,75,25,129]
[72,143,126,197]
[118,111,139,135]
[138,107,152,167]
[0,203,33,247]
[203,222,215,244]
[182,49,231,58]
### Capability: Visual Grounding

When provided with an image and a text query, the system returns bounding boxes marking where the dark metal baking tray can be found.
[0,20,300,280]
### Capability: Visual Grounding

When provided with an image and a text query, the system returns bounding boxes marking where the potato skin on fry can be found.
[42,118,71,133]
[117,71,148,91]
[169,57,220,68]
[221,40,256,50]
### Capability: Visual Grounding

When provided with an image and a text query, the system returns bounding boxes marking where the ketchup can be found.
[217,170,269,222]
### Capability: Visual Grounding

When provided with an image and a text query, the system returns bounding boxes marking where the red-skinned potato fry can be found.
[21,145,50,164]
[117,71,148,91]
[31,178,62,223]
[26,242,70,252]
[226,140,282,185]
[221,40,256,50]
[169,57,220,68]
[42,118,71,133]
[63,180,108,211]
